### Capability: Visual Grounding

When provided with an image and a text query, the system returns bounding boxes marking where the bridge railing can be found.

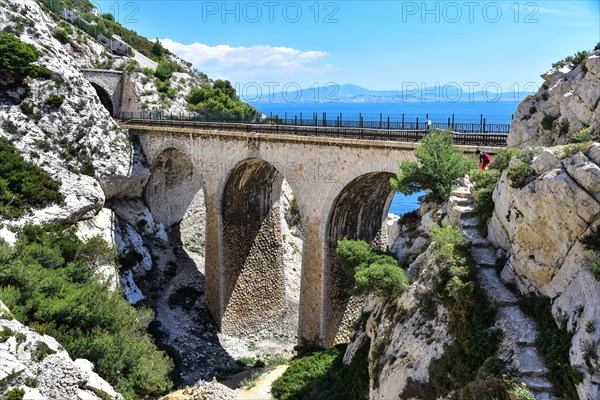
[121,118,508,147]
[119,111,511,135]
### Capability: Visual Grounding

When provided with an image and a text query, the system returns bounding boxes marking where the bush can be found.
[3,388,25,400]
[506,162,531,189]
[0,224,174,399]
[0,136,64,219]
[552,50,590,70]
[541,115,556,130]
[488,148,528,172]
[52,27,70,43]
[404,225,500,398]
[391,129,476,202]
[154,60,180,81]
[518,294,581,399]
[186,80,258,118]
[272,341,369,400]
[44,94,64,107]
[469,169,501,224]
[571,126,594,143]
[336,239,408,298]
[0,32,40,84]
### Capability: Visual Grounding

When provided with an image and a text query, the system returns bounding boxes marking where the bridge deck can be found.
[121,119,508,148]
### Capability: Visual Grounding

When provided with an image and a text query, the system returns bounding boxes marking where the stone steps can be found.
[450,183,556,398]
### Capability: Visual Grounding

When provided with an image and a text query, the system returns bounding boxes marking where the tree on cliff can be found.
[0,33,41,84]
[390,129,475,202]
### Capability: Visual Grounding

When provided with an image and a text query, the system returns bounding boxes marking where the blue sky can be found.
[97,1,599,94]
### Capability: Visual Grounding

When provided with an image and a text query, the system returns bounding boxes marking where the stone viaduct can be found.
[123,122,488,346]
[81,69,139,117]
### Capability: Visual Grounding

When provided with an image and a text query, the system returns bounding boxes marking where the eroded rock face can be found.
[507,52,600,147]
[0,302,122,400]
[488,148,600,398]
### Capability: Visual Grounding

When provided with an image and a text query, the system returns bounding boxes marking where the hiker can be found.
[476,149,491,170]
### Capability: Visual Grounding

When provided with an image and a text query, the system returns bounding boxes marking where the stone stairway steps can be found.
[450,183,556,398]
[478,268,519,306]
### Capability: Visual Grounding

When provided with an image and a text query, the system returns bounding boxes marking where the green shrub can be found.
[571,126,594,143]
[0,224,173,399]
[186,80,257,118]
[403,225,500,398]
[559,120,570,136]
[272,341,369,400]
[44,94,64,107]
[0,32,40,84]
[0,326,14,342]
[541,115,556,130]
[488,148,528,172]
[552,50,590,70]
[154,60,180,81]
[0,136,64,219]
[32,340,56,361]
[52,27,70,43]
[3,388,25,400]
[391,129,476,202]
[518,294,581,399]
[469,169,501,224]
[506,162,531,189]
[336,239,408,298]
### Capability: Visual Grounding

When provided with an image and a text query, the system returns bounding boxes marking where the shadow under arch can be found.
[323,171,395,346]
[90,82,114,116]
[145,147,202,228]
[220,157,291,336]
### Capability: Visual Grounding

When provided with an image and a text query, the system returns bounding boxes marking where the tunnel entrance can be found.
[323,172,395,346]
[90,82,114,116]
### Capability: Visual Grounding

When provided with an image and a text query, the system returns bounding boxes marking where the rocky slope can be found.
[488,144,600,399]
[0,301,121,400]
[508,50,600,147]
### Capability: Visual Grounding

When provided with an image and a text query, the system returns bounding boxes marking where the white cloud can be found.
[160,38,329,78]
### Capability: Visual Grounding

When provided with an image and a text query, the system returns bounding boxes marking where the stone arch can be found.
[145,146,203,228]
[220,157,289,336]
[90,82,114,115]
[322,171,396,346]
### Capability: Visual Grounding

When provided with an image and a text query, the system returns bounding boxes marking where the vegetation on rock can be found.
[518,294,581,399]
[0,224,174,399]
[186,80,257,118]
[0,136,64,219]
[403,224,501,398]
[271,342,369,400]
[391,129,475,202]
[0,33,43,84]
[336,239,408,298]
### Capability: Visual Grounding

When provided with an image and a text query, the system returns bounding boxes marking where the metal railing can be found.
[122,117,508,147]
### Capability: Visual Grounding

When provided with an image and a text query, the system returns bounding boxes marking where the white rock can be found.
[531,148,560,175]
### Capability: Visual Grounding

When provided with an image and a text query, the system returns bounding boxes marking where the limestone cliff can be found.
[488,145,600,399]
[508,50,600,147]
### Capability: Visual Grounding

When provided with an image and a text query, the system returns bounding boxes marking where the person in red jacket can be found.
[476,149,491,170]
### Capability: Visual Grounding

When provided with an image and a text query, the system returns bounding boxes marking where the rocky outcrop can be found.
[0,301,121,400]
[488,145,600,399]
[507,51,600,147]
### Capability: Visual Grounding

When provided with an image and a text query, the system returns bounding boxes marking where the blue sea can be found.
[252,101,518,216]
[252,101,519,125]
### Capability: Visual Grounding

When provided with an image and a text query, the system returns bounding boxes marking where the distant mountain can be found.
[247,83,533,104]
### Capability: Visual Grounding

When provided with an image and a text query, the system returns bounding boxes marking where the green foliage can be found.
[0,33,40,84]
[44,94,64,107]
[571,126,595,143]
[541,115,556,130]
[186,80,257,118]
[559,120,570,136]
[390,130,476,202]
[52,26,71,43]
[272,341,369,400]
[0,136,64,219]
[336,239,408,298]
[518,295,582,398]
[32,340,56,361]
[469,169,501,224]
[488,148,528,172]
[151,38,167,59]
[0,224,174,399]
[404,225,500,398]
[0,326,14,342]
[154,60,180,82]
[552,50,590,71]
[3,388,25,400]
[506,162,531,189]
